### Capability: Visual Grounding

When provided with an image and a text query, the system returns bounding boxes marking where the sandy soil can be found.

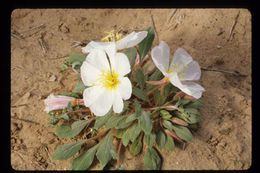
[11,9,251,170]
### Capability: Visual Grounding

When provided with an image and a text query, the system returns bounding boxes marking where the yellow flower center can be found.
[98,70,120,91]
[165,62,188,80]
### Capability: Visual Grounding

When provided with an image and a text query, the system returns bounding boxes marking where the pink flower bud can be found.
[44,94,83,112]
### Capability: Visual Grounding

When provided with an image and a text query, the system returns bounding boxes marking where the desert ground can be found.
[11,9,251,170]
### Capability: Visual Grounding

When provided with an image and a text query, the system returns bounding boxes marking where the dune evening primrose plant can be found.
[45,26,205,170]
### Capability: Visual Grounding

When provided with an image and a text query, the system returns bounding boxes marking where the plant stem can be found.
[116,139,123,168]
[66,109,90,114]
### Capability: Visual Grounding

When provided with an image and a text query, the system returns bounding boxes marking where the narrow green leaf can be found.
[135,68,145,90]
[52,141,85,160]
[138,111,152,135]
[144,132,156,148]
[153,89,163,106]
[122,47,137,70]
[72,81,87,94]
[60,92,80,98]
[172,125,193,142]
[55,120,88,138]
[162,120,173,131]
[132,87,149,102]
[165,134,175,151]
[122,126,132,147]
[138,26,155,62]
[134,100,142,117]
[70,145,99,170]
[96,134,114,169]
[155,130,166,149]
[144,147,161,170]
[67,101,73,111]
[130,134,143,156]
[94,110,113,130]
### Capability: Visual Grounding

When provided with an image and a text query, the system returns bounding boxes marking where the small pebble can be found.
[217,45,222,49]
[49,74,56,82]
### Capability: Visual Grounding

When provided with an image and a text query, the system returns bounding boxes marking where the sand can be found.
[11,9,251,170]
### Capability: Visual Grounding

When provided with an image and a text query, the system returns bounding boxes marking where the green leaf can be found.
[55,120,88,138]
[138,26,155,62]
[172,125,193,142]
[129,123,142,142]
[184,99,203,109]
[115,128,127,139]
[60,92,80,98]
[160,110,172,120]
[132,87,149,102]
[135,68,145,90]
[162,120,173,131]
[144,132,156,148]
[134,100,142,117]
[165,134,175,151]
[130,134,143,156]
[122,126,132,147]
[52,141,85,160]
[67,101,73,111]
[122,47,137,70]
[110,149,118,160]
[144,147,161,170]
[105,115,123,129]
[125,113,137,123]
[96,133,114,169]
[69,53,86,64]
[138,111,152,135]
[153,89,163,106]
[176,99,191,107]
[183,108,201,124]
[155,130,166,149]
[70,144,99,170]
[72,61,82,72]
[72,81,87,94]
[122,101,130,113]
[94,110,113,130]
[115,116,132,129]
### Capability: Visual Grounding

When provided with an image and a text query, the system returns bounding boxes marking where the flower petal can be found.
[151,41,170,75]
[170,48,193,70]
[180,61,201,81]
[80,61,101,86]
[116,31,148,50]
[89,90,114,116]
[82,41,108,53]
[169,73,204,99]
[117,77,132,100]
[111,52,131,76]
[113,91,124,113]
[85,48,110,71]
[83,86,105,107]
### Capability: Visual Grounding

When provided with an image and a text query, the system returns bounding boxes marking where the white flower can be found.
[151,41,205,99]
[82,31,148,53]
[80,43,132,116]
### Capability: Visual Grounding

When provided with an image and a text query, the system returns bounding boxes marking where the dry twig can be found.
[48,54,69,60]
[227,11,240,41]
[22,24,46,33]
[11,116,40,125]
[151,14,159,45]
[201,67,247,77]
[168,9,178,23]
[38,34,48,54]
